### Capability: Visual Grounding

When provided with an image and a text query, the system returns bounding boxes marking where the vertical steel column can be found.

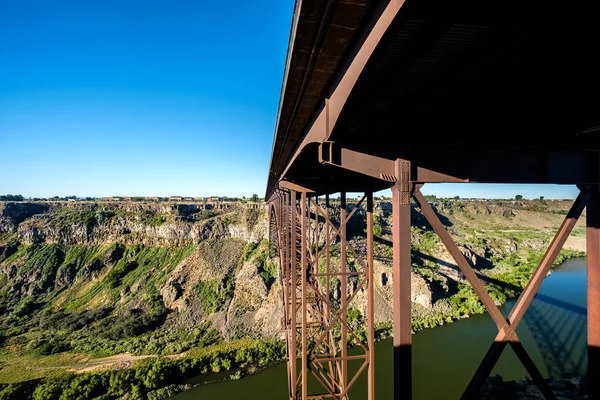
[340,192,348,396]
[366,192,375,400]
[392,181,412,399]
[326,194,336,387]
[587,186,600,400]
[315,196,319,276]
[279,193,293,398]
[301,191,308,399]
[290,190,298,399]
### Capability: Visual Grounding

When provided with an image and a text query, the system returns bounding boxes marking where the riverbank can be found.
[0,339,285,399]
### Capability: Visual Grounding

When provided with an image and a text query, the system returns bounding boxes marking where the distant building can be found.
[209,196,222,202]
[169,196,183,202]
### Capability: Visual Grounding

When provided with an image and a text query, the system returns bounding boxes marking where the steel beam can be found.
[366,192,375,400]
[413,188,577,399]
[291,190,298,398]
[301,191,308,399]
[587,186,600,400]
[273,0,408,194]
[391,179,412,399]
[280,180,316,194]
[459,189,590,398]
[319,142,468,183]
[340,192,348,396]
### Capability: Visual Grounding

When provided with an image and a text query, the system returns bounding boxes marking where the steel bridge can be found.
[266,0,600,398]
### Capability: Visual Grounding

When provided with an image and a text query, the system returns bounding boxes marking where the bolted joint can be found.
[392,159,413,205]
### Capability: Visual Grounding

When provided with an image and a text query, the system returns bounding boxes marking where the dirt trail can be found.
[35,352,185,374]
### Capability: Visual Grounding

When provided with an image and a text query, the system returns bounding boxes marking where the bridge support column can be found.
[392,179,413,400]
[367,192,375,400]
[587,186,600,400]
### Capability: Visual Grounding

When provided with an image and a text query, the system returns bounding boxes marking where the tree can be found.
[0,194,24,201]
[515,194,523,201]
[251,194,259,202]
[540,196,545,200]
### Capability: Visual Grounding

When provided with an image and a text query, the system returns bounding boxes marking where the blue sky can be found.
[0,1,580,200]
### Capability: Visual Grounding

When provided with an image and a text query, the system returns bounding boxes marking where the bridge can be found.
[265,0,600,398]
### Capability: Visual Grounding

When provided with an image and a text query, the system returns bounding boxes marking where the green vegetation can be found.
[412,227,439,254]
[54,208,97,229]
[194,280,222,314]
[0,340,285,400]
[141,211,165,227]
[0,195,24,201]
[200,209,215,220]
[252,239,277,290]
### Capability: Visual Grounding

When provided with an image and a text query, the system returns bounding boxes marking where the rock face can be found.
[411,274,433,308]
[0,198,586,343]
[0,201,267,247]
[0,202,49,234]
[160,281,183,308]
[0,200,281,340]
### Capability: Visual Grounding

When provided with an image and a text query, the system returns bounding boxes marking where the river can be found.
[172,257,588,399]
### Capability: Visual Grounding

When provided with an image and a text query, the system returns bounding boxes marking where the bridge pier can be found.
[587,186,600,400]
[391,180,413,399]
[272,184,376,399]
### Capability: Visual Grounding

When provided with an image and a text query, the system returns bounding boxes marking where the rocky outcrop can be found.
[0,201,266,247]
[0,202,49,234]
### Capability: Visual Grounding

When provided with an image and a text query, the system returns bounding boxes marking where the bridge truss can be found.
[269,175,600,400]
[270,187,376,399]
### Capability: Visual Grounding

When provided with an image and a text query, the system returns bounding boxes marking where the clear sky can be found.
[0,1,580,200]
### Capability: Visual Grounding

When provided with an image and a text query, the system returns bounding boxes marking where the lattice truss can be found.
[270,189,375,400]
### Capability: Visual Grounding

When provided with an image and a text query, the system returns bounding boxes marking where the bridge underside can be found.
[267,0,600,398]
[268,0,600,196]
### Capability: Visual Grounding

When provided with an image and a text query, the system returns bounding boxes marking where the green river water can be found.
[172,257,588,399]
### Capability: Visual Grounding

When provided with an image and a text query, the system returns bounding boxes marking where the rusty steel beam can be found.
[318,142,468,184]
[301,191,308,399]
[366,192,375,400]
[280,180,316,194]
[391,178,413,399]
[587,186,600,400]
[274,0,409,193]
[290,190,299,398]
[340,192,348,395]
[460,188,590,399]
[413,188,564,399]
[504,189,591,333]
[414,189,515,334]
